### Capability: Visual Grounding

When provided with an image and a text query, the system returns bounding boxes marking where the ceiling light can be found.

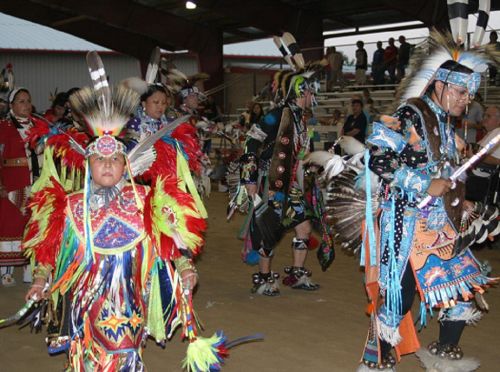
[323,28,357,36]
[186,1,197,9]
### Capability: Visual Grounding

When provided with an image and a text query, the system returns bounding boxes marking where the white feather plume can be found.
[120,77,148,96]
[337,136,366,155]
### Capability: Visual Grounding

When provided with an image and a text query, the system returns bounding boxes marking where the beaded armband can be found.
[33,264,53,281]
[174,256,197,274]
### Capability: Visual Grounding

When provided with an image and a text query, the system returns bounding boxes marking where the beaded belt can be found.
[2,157,28,167]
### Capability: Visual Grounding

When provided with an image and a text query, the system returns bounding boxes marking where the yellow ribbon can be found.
[175,145,207,218]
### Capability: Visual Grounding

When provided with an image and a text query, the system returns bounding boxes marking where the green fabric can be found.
[147,260,167,342]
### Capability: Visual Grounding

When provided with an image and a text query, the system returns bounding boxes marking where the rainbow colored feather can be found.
[144,175,207,260]
[22,149,67,267]
[183,331,229,372]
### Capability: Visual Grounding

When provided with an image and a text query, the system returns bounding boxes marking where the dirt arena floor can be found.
[1,190,500,371]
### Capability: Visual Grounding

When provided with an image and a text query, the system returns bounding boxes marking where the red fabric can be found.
[171,122,202,175]
[0,119,31,191]
[383,46,398,66]
[308,234,320,250]
[0,118,33,240]
[0,198,28,240]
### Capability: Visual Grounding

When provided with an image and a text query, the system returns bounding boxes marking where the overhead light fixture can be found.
[186,1,197,9]
[358,21,424,32]
[323,28,357,36]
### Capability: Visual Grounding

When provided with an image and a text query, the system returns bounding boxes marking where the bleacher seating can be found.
[223,81,499,152]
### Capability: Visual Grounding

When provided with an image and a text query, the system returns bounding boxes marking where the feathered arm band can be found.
[144,175,207,261]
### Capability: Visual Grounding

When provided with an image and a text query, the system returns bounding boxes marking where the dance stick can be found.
[418,132,500,209]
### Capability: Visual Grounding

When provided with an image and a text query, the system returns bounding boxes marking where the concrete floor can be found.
[1,191,499,371]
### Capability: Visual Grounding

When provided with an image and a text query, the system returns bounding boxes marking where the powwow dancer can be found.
[0,83,47,286]
[2,52,227,372]
[360,56,499,372]
[228,32,333,296]
[124,48,179,146]
[122,48,204,194]
[174,71,215,198]
[309,25,500,371]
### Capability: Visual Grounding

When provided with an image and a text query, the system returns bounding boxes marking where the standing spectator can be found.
[0,88,45,286]
[355,41,368,85]
[341,98,368,143]
[326,46,344,91]
[397,35,411,81]
[372,41,385,85]
[384,37,398,84]
[488,31,500,85]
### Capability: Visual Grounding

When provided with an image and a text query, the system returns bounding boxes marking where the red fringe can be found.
[171,123,202,175]
[46,131,88,169]
[142,122,203,181]
[25,118,50,148]
[22,177,67,267]
[143,175,207,261]
[25,119,89,170]
[141,142,177,183]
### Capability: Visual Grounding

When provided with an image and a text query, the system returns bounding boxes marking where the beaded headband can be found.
[435,68,481,96]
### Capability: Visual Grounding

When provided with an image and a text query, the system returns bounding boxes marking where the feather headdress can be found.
[273,32,305,71]
[395,0,497,107]
[156,54,210,98]
[70,85,139,138]
[394,30,500,108]
[69,51,139,158]
[271,32,324,103]
[120,47,163,97]
[177,73,210,101]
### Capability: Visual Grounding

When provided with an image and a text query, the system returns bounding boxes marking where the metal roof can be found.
[3,0,499,58]
[0,13,110,52]
[224,39,281,57]
[0,11,280,58]
[2,0,498,90]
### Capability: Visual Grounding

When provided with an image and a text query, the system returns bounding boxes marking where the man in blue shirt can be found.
[341,98,367,143]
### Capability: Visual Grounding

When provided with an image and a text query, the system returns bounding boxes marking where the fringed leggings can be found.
[380,263,466,358]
